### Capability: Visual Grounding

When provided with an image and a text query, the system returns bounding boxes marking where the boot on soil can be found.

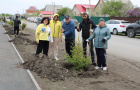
[103,67,107,71]
[39,53,43,58]
[95,66,101,70]
[54,56,59,61]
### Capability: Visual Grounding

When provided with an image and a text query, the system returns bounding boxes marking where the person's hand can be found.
[36,41,39,44]
[62,29,65,33]
[86,39,89,42]
[60,38,62,42]
[51,42,53,44]
[77,27,79,30]
[102,38,106,43]
[61,33,64,36]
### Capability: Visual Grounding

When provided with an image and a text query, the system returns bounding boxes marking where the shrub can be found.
[65,40,90,71]
[21,23,27,31]
[8,21,14,27]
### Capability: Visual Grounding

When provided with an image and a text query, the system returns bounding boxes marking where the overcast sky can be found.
[0,0,140,15]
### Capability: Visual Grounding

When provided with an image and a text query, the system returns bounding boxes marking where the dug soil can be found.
[3,23,140,90]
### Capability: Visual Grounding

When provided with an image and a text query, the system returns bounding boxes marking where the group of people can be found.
[35,13,111,70]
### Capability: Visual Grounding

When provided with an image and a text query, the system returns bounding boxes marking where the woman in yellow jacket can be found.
[49,14,62,60]
[36,17,53,57]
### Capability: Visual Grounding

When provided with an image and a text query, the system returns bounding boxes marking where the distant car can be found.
[106,20,130,35]
[61,18,79,28]
[36,17,42,26]
[34,17,38,23]
[126,20,140,38]
[27,17,30,21]
[29,17,35,22]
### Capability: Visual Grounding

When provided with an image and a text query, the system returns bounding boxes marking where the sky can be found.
[0,0,140,15]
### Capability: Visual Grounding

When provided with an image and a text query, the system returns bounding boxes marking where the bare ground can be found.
[3,23,140,90]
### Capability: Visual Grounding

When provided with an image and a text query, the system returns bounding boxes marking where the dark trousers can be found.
[95,48,106,67]
[14,26,19,35]
[65,38,75,58]
[36,40,49,56]
[83,39,95,63]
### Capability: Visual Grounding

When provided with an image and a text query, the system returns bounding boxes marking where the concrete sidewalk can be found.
[0,24,36,90]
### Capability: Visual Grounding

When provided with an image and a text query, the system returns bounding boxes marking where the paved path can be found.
[0,23,36,90]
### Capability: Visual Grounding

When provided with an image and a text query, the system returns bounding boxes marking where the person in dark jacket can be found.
[13,16,21,36]
[61,15,75,58]
[77,13,97,66]
[86,18,111,70]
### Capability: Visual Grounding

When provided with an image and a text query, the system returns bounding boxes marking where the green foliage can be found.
[65,40,90,71]
[21,23,27,31]
[0,18,1,21]
[8,21,14,26]
[101,0,123,17]
[57,7,74,18]
[1,13,13,17]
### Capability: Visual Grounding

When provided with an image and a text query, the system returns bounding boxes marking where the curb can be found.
[2,25,41,90]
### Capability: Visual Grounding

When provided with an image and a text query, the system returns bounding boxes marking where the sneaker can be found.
[95,66,101,70]
[103,67,107,71]
[39,53,43,58]
[54,56,59,61]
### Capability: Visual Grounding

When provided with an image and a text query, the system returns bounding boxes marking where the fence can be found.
[59,16,109,25]
[59,16,140,24]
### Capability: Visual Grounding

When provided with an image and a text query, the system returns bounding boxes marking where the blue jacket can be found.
[87,25,111,49]
[62,20,75,39]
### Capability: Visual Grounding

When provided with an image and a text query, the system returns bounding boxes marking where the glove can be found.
[86,39,89,42]
[102,37,107,43]
[90,29,94,33]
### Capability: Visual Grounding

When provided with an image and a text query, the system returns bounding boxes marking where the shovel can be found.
[104,43,109,74]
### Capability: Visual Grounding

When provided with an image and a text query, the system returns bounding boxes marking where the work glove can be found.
[90,29,94,33]
[86,39,89,42]
[102,37,107,43]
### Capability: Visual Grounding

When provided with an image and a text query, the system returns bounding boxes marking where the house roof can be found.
[27,6,38,11]
[40,11,54,15]
[74,4,96,13]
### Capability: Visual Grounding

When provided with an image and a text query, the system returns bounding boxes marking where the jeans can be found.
[65,38,75,58]
[95,48,106,67]
[83,38,95,63]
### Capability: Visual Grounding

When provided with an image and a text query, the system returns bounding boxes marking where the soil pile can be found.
[23,56,71,81]
[12,36,36,45]
[3,24,14,35]
[23,55,101,81]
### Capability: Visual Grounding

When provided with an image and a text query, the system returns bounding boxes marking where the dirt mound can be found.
[23,55,101,81]
[23,56,71,81]
[3,24,14,35]
[4,29,14,35]
[19,33,31,36]
[12,36,36,45]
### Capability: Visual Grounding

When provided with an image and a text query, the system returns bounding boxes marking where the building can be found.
[26,6,39,15]
[39,11,54,18]
[92,0,133,17]
[44,5,63,13]
[72,4,96,16]
[92,0,106,17]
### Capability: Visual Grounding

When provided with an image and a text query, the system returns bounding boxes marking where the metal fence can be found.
[59,16,140,24]
[59,16,109,25]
